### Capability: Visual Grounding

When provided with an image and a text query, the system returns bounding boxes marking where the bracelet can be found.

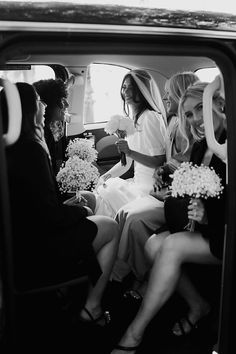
[126,149,132,157]
[103,173,112,182]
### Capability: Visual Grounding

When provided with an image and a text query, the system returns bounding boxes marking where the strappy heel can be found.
[114,344,140,351]
[79,306,111,327]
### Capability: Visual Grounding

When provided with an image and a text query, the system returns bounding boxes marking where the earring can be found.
[219,104,225,113]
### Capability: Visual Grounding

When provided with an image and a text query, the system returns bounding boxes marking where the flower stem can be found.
[189,219,195,232]
[76,190,82,201]
[184,219,195,232]
[116,130,127,166]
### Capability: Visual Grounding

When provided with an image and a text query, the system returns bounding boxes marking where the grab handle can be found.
[203,75,227,164]
[1,79,22,146]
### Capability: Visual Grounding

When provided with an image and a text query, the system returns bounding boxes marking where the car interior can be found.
[1,53,220,175]
[0,11,236,353]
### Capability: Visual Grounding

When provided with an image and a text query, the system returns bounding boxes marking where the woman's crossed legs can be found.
[110,230,220,353]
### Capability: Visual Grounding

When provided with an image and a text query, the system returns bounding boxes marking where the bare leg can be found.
[172,273,211,335]
[145,231,170,263]
[129,231,170,297]
[111,231,219,354]
[112,197,165,282]
[147,232,213,335]
[80,215,119,321]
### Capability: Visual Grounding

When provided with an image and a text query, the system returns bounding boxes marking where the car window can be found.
[0,65,55,84]
[83,63,129,124]
[195,67,220,82]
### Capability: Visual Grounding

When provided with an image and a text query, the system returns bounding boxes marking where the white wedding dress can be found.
[95,110,167,218]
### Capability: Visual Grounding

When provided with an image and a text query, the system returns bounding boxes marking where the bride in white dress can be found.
[95,69,168,218]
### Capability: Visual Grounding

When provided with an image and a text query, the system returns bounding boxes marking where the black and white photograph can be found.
[0,1,235,353]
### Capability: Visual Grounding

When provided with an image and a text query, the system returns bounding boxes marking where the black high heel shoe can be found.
[79,307,111,327]
[172,310,212,336]
[123,289,143,302]
[114,343,140,351]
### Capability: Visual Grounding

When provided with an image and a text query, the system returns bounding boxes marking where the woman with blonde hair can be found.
[154,71,199,187]
[110,81,226,353]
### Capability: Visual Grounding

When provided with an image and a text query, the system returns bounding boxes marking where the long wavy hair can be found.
[120,72,153,127]
[178,81,223,153]
[33,78,68,126]
[164,71,199,107]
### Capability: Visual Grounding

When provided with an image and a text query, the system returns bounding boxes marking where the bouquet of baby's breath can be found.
[66,137,98,163]
[105,114,136,166]
[170,162,224,231]
[170,162,223,199]
[56,156,100,196]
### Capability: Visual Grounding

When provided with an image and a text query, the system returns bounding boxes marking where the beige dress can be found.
[112,115,194,283]
[110,109,167,282]
[112,194,165,282]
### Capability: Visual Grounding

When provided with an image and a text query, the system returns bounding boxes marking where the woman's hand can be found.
[153,164,171,189]
[63,195,88,207]
[150,186,171,201]
[116,139,132,155]
[153,166,165,189]
[64,198,94,215]
[188,198,207,224]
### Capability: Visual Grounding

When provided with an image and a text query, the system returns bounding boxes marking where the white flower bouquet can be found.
[104,114,136,165]
[170,162,224,231]
[56,155,100,196]
[66,137,98,163]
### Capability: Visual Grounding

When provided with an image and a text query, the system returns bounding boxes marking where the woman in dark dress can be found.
[33,78,68,175]
[110,81,226,353]
[2,82,120,325]
[33,78,96,212]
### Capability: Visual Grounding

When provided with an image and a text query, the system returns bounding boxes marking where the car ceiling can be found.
[8,54,217,79]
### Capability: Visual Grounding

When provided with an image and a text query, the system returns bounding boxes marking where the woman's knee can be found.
[93,215,119,242]
[160,234,185,263]
[80,191,96,212]
[89,216,119,252]
[129,217,145,236]
[104,217,119,240]
[145,234,161,262]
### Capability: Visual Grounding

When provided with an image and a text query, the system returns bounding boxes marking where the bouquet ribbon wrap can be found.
[115,129,127,166]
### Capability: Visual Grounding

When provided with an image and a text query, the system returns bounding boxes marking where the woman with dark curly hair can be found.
[34,78,97,212]
[34,78,97,213]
